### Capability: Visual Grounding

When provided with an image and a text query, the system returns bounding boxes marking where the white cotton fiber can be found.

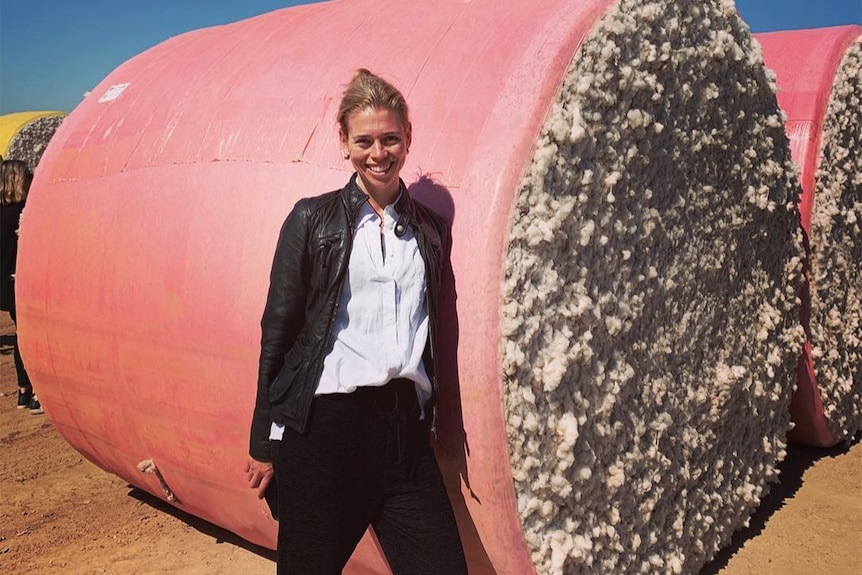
[807,37,862,441]
[501,1,806,573]
[5,114,66,173]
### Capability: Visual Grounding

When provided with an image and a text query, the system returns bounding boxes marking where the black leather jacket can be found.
[249,174,450,462]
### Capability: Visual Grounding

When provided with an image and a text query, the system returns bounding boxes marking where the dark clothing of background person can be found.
[1,199,33,393]
[0,200,23,312]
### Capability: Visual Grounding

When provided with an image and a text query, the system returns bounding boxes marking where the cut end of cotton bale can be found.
[6,114,66,173]
[809,36,862,441]
[501,1,805,574]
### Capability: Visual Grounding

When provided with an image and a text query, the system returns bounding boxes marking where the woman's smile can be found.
[341,106,411,201]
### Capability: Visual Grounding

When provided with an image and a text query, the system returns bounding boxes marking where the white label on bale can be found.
[98,83,130,103]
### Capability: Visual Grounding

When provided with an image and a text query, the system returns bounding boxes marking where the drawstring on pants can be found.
[351,378,428,469]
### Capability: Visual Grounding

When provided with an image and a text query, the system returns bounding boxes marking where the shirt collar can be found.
[356,190,402,226]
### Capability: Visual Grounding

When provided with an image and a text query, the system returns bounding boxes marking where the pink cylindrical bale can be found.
[756,26,862,446]
[17,1,806,574]
[17,2,613,571]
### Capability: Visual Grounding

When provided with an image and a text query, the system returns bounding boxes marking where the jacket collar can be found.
[342,173,415,221]
[343,174,369,218]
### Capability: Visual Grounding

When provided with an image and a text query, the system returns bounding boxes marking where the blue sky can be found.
[1,0,860,114]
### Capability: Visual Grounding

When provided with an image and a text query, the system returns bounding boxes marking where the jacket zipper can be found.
[300,200,358,435]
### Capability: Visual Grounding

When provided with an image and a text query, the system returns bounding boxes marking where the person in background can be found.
[1,159,42,414]
[245,69,468,574]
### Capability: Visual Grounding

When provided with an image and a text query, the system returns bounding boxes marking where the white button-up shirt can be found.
[270,198,431,440]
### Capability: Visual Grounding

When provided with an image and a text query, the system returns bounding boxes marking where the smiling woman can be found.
[246,68,468,575]
[340,106,412,208]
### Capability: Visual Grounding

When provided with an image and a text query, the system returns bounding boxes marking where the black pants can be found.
[8,307,32,392]
[272,379,468,575]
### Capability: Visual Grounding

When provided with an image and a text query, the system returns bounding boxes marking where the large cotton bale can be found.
[757,26,862,446]
[16,1,803,574]
[503,2,805,574]
[0,111,67,172]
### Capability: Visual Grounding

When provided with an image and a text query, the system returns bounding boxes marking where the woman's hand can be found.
[245,457,274,499]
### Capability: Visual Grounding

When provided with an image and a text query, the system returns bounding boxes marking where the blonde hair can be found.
[1,160,32,205]
[337,69,409,136]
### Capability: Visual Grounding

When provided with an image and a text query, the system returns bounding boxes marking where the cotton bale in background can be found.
[503,1,805,574]
[757,26,862,446]
[807,36,862,442]
[0,111,67,172]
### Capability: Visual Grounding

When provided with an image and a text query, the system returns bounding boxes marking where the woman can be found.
[246,69,467,574]
[0,159,41,414]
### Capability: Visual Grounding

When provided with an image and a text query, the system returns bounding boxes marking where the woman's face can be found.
[340,107,411,198]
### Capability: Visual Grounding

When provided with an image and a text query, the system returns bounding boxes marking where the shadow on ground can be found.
[699,432,860,574]
[128,487,277,563]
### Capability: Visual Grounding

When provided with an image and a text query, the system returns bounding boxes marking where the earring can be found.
[342,151,349,159]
